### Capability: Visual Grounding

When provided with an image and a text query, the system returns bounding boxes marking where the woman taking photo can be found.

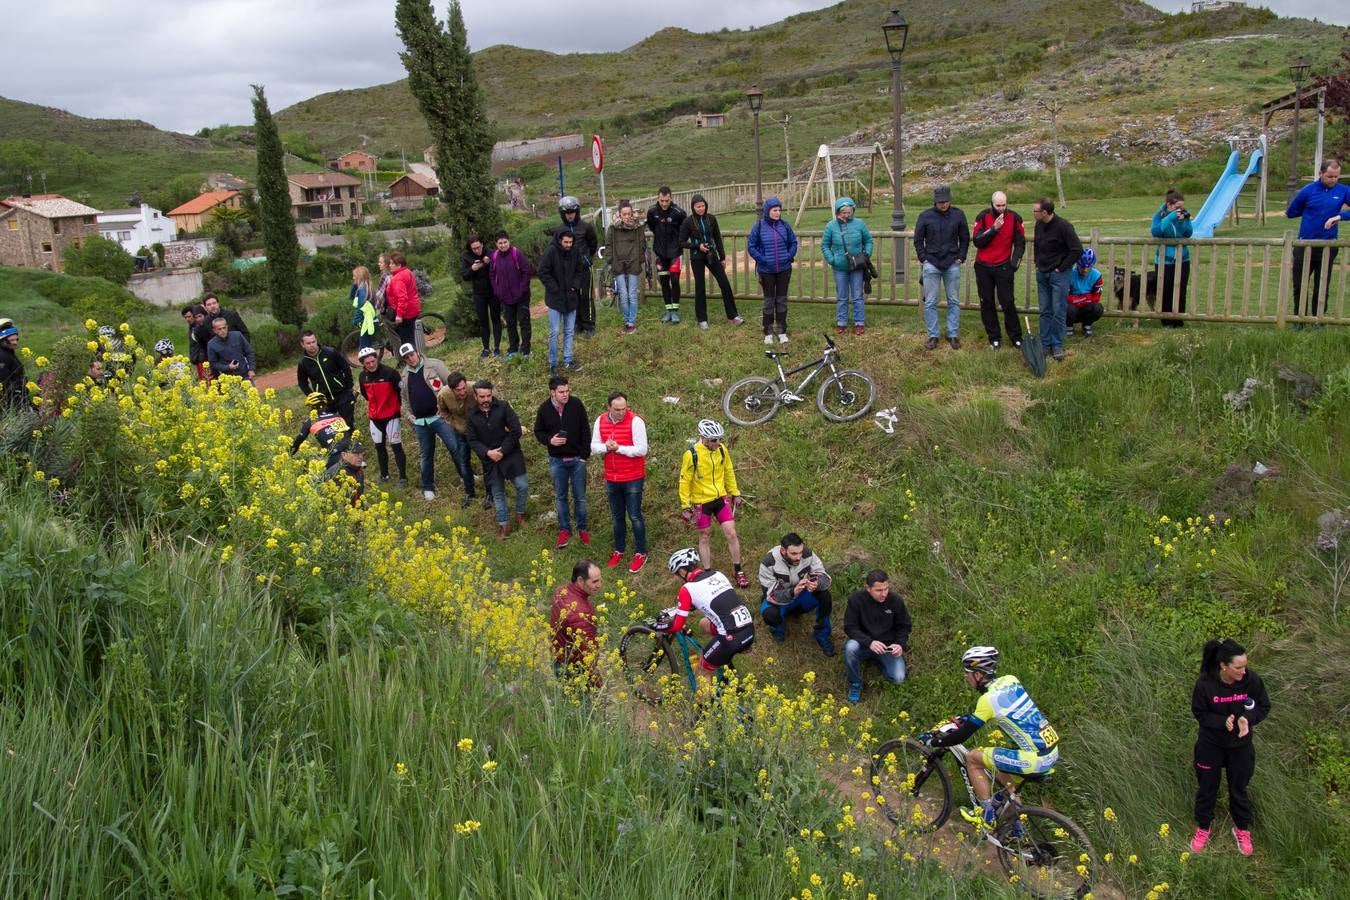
[1189,638,1269,857]
[1151,189,1193,327]
[460,234,502,359]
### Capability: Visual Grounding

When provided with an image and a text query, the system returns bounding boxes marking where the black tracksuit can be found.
[1190,670,1270,829]
[555,215,599,332]
[646,201,687,311]
[296,347,355,426]
[679,202,739,323]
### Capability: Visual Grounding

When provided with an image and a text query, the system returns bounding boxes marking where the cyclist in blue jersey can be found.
[917,646,1061,827]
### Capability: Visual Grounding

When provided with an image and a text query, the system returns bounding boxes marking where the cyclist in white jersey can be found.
[664,548,756,678]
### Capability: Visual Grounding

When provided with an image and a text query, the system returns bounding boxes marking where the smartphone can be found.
[556,430,568,439]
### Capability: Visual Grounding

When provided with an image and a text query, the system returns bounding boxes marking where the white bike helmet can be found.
[667,547,702,575]
[961,645,1000,676]
[559,195,581,213]
[154,339,175,356]
[697,419,725,440]
[356,346,378,361]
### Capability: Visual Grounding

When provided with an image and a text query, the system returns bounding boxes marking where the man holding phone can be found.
[758,532,835,656]
[533,374,592,549]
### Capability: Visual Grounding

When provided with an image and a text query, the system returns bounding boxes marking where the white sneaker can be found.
[423,490,436,501]
[764,334,774,344]
[699,321,710,330]
[778,333,789,344]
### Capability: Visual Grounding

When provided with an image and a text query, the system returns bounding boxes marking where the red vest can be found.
[596,410,645,483]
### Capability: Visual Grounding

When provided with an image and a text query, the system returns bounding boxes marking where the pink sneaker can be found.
[1232,827,1253,857]
[1189,827,1210,852]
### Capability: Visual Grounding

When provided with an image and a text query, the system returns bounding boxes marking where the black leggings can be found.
[692,256,738,322]
[1159,259,1190,327]
[1194,738,1255,829]
[502,302,532,355]
[759,271,791,335]
[369,417,407,480]
[475,293,503,351]
[656,256,681,309]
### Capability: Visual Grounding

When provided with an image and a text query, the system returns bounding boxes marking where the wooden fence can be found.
[610,179,870,218]
[631,230,1349,327]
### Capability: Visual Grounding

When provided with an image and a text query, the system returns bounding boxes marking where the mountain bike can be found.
[722,335,875,426]
[869,737,1095,899]
[618,610,745,707]
[340,312,447,365]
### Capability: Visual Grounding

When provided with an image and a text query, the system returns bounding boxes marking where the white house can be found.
[97,204,176,255]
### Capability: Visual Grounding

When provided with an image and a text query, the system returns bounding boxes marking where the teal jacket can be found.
[1151,206,1193,265]
[821,198,874,272]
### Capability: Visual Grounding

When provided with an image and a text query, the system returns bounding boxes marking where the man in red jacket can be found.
[550,559,601,685]
[357,347,407,486]
[590,391,649,573]
[385,251,422,349]
[970,191,1026,349]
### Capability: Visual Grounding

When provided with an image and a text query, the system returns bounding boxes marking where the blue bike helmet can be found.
[1078,248,1096,269]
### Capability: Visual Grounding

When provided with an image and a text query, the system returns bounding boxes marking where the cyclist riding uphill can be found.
[678,418,750,587]
[917,646,1060,827]
[291,391,352,469]
[663,548,756,684]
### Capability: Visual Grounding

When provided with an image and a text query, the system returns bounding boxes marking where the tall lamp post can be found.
[747,85,765,217]
[883,9,909,282]
[1287,56,1311,202]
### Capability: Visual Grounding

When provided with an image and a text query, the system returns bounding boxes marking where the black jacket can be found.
[1032,215,1083,273]
[532,395,592,459]
[646,201,687,260]
[466,398,527,480]
[554,216,598,268]
[913,205,971,270]
[194,307,250,349]
[460,249,495,301]
[296,346,353,400]
[843,589,912,649]
[1192,670,1270,749]
[679,209,727,263]
[0,344,31,411]
[538,233,584,314]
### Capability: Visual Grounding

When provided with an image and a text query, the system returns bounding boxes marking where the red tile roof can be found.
[168,190,239,216]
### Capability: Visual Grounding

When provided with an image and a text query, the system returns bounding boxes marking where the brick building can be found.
[331,150,377,173]
[287,172,363,229]
[0,194,101,272]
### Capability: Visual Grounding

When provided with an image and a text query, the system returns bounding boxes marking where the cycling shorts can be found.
[980,746,1059,776]
[696,496,735,530]
[700,627,754,671]
[368,416,402,445]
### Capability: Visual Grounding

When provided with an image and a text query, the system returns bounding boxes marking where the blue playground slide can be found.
[1190,146,1263,238]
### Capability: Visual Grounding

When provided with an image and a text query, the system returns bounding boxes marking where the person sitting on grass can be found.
[842,569,911,704]
[758,532,835,656]
[1066,248,1104,338]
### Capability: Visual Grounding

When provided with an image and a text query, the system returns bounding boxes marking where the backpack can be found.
[685,439,727,476]
[413,268,434,296]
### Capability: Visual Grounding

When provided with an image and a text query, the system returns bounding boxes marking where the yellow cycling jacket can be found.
[678,440,740,508]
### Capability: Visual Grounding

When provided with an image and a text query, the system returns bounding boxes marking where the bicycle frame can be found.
[767,344,844,401]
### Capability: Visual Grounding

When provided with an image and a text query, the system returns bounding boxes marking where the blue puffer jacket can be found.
[746,197,798,275]
[821,197,874,272]
[1151,205,1193,265]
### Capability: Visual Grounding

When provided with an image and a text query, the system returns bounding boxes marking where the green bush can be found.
[70,291,152,327]
[228,261,269,298]
[62,236,135,285]
[304,294,355,347]
[249,322,301,370]
[302,252,354,289]
[32,270,140,310]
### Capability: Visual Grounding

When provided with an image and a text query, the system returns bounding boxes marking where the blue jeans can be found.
[843,639,907,690]
[759,589,832,638]
[921,262,962,338]
[606,477,646,553]
[413,418,469,494]
[488,472,529,526]
[1036,269,1068,351]
[833,268,865,326]
[547,308,576,366]
[548,457,588,532]
[615,274,639,327]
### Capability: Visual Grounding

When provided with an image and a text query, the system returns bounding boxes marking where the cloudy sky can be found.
[4,0,1343,134]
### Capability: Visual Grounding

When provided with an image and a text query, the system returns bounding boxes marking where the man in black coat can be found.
[296,330,355,426]
[466,379,529,540]
[646,187,686,322]
[532,374,591,549]
[538,230,584,374]
[913,185,970,350]
[555,196,599,336]
[842,569,913,704]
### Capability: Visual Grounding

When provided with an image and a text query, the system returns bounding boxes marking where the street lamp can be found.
[1287,56,1311,202]
[747,85,765,217]
[883,9,909,281]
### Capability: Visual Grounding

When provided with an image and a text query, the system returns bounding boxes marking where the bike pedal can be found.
[779,392,804,403]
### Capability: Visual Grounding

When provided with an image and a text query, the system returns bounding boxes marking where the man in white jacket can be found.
[758,532,834,656]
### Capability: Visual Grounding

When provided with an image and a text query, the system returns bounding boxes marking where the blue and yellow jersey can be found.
[970,675,1059,754]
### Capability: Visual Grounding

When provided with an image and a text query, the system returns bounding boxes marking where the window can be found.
[41,242,53,253]
[5,219,16,231]
[119,230,132,241]
[52,220,61,234]
[350,203,358,218]
[329,204,343,218]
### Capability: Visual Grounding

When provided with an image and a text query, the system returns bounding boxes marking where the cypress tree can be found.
[395,0,501,240]
[251,85,305,327]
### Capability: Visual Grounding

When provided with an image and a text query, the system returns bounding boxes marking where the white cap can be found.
[398,343,417,358]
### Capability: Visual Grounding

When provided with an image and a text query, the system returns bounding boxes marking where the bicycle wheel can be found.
[870,739,952,833]
[816,369,876,423]
[418,313,447,351]
[722,376,782,427]
[618,625,682,706]
[340,329,365,366]
[994,806,1095,899]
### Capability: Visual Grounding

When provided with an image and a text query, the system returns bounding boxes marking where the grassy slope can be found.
[395,301,1349,897]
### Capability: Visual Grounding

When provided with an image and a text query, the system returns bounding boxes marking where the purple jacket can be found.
[490,246,533,305]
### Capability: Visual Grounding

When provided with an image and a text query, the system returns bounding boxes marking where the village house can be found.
[167,190,242,236]
[0,194,101,273]
[331,150,377,173]
[97,203,176,255]
[386,172,439,211]
[287,172,363,229]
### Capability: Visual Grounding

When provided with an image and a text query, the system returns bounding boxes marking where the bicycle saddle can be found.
[764,350,789,359]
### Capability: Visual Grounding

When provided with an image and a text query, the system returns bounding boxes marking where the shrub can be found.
[304,294,355,347]
[70,291,152,327]
[302,252,353,289]
[62,236,135,285]
[249,322,301,370]
[228,262,269,298]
